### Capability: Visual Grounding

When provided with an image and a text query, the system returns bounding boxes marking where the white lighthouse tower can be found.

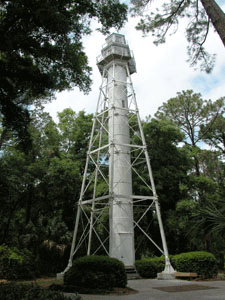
[61,33,175,279]
[103,34,135,267]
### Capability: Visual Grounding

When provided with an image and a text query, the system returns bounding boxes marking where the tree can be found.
[130,0,225,72]
[166,198,197,253]
[193,198,225,239]
[145,113,225,255]
[0,150,27,245]
[0,106,95,250]
[203,116,225,155]
[143,118,189,209]
[155,90,224,176]
[57,109,93,171]
[0,0,127,147]
[200,98,225,155]
[0,107,52,244]
[133,118,191,255]
[190,181,225,267]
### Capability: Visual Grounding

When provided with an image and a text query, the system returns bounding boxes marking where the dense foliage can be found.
[0,89,225,276]
[38,240,70,276]
[0,283,81,300]
[0,0,127,149]
[0,245,36,280]
[136,251,217,279]
[173,251,217,279]
[64,256,127,293]
[135,256,165,278]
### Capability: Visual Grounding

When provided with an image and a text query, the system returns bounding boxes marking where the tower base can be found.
[157,272,175,280]
[157,261,176,280]
[56,272,64,280]
[126,266,141,280]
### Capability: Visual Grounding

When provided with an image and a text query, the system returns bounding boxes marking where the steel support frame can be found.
[63,57,174,275]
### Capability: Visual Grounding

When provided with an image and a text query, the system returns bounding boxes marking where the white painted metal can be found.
[108,61,135,267]
[60,33,175,277]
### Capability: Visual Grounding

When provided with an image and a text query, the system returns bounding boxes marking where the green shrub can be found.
[0,245,36,280]
[135,256,165,278]
[0,283,81,300]
[213,251,224,270]
[64,256,127,293]
[173,251,218,279]
[136,251,218,279]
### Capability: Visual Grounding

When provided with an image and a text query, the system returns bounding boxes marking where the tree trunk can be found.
[0,128,8,150]
[200,0,225,47]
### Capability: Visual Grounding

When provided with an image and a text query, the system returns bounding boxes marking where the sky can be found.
[44,1,225,122]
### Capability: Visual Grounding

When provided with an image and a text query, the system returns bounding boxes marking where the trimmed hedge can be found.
[173,251,218,279]
[135,256,165,278]
[135,251,218,279]
[64,256,127,293]
[0,283,81,300]
[0,245,36,280]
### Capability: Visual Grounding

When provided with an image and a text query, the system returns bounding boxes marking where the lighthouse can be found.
[60,33,175,279]
[98,33,136,267]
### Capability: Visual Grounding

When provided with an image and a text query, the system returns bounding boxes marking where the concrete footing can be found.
[157,259,176,280]
[56,272,64,280]
[157,272,176,280]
